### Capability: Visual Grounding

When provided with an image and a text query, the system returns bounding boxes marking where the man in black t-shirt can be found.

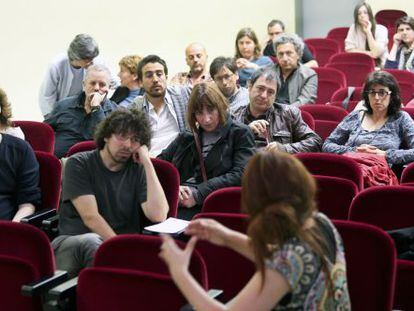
[52,109,169,277]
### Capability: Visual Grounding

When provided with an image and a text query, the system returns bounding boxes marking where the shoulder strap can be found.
[192,130,208,182]
[341,87,355,110]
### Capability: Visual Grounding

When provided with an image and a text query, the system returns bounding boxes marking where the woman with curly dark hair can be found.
[0,88,24,139]
[159,150,351,309]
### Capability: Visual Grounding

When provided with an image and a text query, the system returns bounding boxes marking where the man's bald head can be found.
[185,42,208,75]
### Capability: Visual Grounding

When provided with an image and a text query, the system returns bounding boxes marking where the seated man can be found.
[262,19,318,68]
[209,56,249,113]
[273,33,318,107]
[39,34,118,116]
[0,133,40,221]
[52,109,169,277]
[130,55,191,157]
[170,42,212,86]
[44,64,118,158]
[110,54,143,107]
[232,67,322,153]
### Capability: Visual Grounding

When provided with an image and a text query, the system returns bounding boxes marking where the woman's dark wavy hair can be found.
[94,108,151,150]
[0,88,12,128]
[242,150,334,294]
[362,71,401,116]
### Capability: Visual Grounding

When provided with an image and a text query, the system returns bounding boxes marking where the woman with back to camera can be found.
[157,82,255,220]
[159,150,351,310]
[235,27,273,87]
[385,16,414,72]
[323,70,414,167]
[345,2,388,67]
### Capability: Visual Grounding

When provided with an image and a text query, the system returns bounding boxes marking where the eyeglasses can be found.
[114,133,140,144]
[367,90,392,98]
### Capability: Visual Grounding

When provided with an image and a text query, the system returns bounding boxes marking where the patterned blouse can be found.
[266,213,351,310]
[322,109,414,165]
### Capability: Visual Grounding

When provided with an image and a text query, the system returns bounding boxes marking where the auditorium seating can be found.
[192,213,254,302]
[311,67,347,105]
[375,9,407,30]
[65,140,96,157]
[314,119,340,141]
[304,38,340,67]
[348,185,414,310]
[401,161,414,184]
[300,110,315,130]
[333,221,396,311]
[12,121,55,154]
[295,152,364,190]
[328,52,376,68]
[202,187,242,214]
[384,69,414,104]
[329,86,364,112]
[0,221,66,310]
[299,104,348,122]
[326,27,349,52]
[314,175,358,220]
[326,63,373,87]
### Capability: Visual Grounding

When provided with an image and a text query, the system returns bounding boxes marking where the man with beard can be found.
[131,55,191,156]
[209,56,249,113]
[170,43,212,86]
[52,109,169,277]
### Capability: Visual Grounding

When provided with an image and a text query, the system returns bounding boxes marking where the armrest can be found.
[179,289,223,311]
[20,208,56,227]
[47,277,78,300]
[21,270,68,297]
[42,214,60,230]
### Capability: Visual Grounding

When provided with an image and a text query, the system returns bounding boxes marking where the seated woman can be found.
[110,54,143,107]
[345,2,388,67]
[0,88,24,139]
[159,150,351,309]
[235,27,273,87]
[0,89,41,221]
[323,71,414,167]
[158,82,255,220]
[385,16,414,72]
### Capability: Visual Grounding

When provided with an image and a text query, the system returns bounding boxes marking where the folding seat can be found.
[304,38,340,67]
[314,175,358,220]
[314,119,340,141]
[21,151,62,228]
[328,52,376,68]
[65,140,96,157]
[192,213,254,302]
[12,121,55,154]
[329,86,364,112]
[0,221,66,310]
[384,69,414,104]
[300,110,315,130]
[312,67,347,105]
[299,104,348,122]
[401,161,414,184]
[326,62,374,87]
[77,268,189,311]
[295,152,364,190]
[348,185,414,311]
[333,220,396,311]
[202,187,242,214]
[375,9,407,30]
[326,27,349,52]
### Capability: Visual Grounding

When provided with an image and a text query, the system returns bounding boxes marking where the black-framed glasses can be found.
[367,89,392,98]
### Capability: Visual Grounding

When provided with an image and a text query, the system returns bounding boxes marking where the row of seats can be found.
[1,213,411,310]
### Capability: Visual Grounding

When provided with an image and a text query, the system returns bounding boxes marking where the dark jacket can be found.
[232,103,322,153]
[157,117,255,204]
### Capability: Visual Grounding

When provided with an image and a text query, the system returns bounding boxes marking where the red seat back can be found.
[326,27,349,52]
[202,187,242,213]
[375,9,407,29]
[326,62,374,87]
[300,110,315,130]
[305,38,340,66]
[300,104,348,122]
[401,161,414,184]
[314,119,339,141]
[329,87,364,112]
[333,220,396,311]
[66,140,97,157]
[13,121,55,154]
[312,67,347,104]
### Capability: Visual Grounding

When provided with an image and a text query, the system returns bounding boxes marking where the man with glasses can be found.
[130,55,191,156]
[44,64,118,158]
[209,57,249,113]
[52,109,169,277]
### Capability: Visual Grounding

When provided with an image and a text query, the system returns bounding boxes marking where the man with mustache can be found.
[131,55,191,156]
[52,109,169,277]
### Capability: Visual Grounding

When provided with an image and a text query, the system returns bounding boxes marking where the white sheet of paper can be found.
[144,217,190,234]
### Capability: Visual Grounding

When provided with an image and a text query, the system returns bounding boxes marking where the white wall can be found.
[0,0,295,121]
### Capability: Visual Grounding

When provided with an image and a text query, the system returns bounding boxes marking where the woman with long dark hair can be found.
[159,150,351,309]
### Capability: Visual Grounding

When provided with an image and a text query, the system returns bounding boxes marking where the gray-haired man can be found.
[44,64,118,158]
[273,34,318,107]
[39,34,118,116]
